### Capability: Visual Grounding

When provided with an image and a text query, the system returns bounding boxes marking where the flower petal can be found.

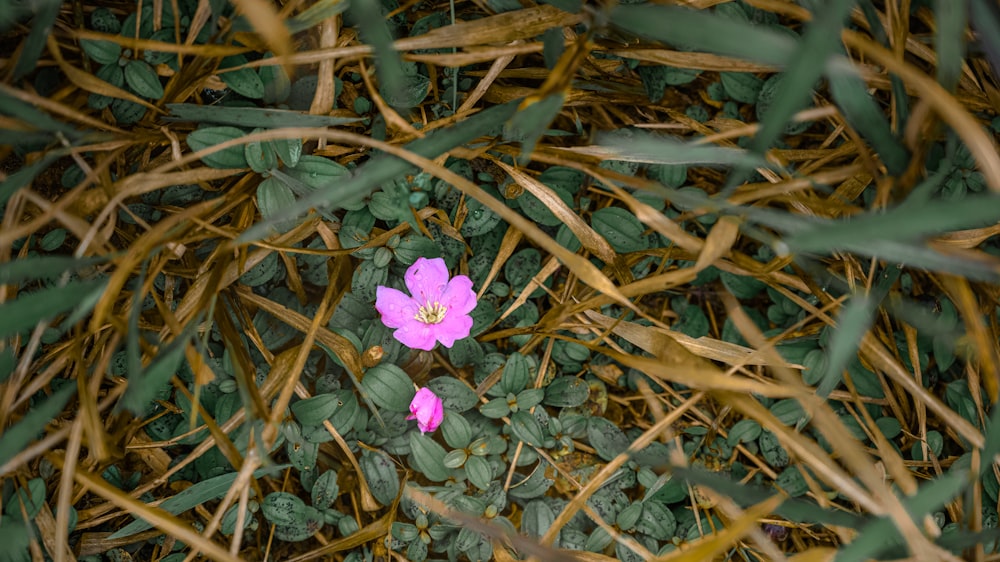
[375,286,420,329]
[409,388,444,433]
[404,257,449,303]
[391,322,438,351]
[440,274,477,315]
[433,313,473,348]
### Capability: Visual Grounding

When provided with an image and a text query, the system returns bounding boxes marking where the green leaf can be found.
[238,100,521,243]
[521,500,555,538]
[291,394,341,426]
[80,38,122,65]
[244,129,279,173]
[509,410,546,448]
[219,55,265,99]
[726,419,762,446]
[124,59,164,99]
[426,376,479,412]
[260,492,308,526]
[542,376,589,408]
[498,352,530,395]
[0,279,107,339]
[0,384,76,468]
[591,207,648,253]
[361,364,415,412]
[310,470,340,510]
[166,104,362,129]
[381,73,430,109]
[256,176,298,229]
[409,432,449,482]
[587,416,629,461]
[465,455,493,490]
[186,126,250,169]
[359,449,400,506]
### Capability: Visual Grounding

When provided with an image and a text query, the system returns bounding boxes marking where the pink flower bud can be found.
[407,387,444,434]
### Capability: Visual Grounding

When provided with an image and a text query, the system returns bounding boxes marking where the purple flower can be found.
[408,387,444,433]
[375,257,476,351]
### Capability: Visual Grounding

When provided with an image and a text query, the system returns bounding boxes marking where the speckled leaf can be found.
[591,207,648,253]
[427,376,478,412]
[508,466,554,500]
[360,449,400,506]
[124,60,164,99]
[311,470,340,510]
[274,506,324,541]
[219,55,265,99]
[587,416,630,461]
[543,376,589,408]
[261,492,308,526]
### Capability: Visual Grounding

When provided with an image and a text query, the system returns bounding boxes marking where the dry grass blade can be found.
[63,459,244,562]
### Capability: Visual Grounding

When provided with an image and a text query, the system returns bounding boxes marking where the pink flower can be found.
[375,257,476,351]
[408,387,444,433]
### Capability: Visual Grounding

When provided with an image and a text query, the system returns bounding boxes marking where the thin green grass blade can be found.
[674,467,866,529]
[11,0,60,81]
[0,382,76,466]
[749,0,856,156]
[815,295,873,397]
[0,151,63,209]
[824,239,1000,282]
[827,59,910,175]
[609,4,795,67]
[590,130,771,168]
[0,348,14,384]
[970,0,1000,81]
[237,100,520,243]
[286,0,350,34]
[349,0,408,110]
[165,104,362,129]
[785,194,1000,253]
[0,90,78,137]
[0,279,107,339]
[118,325,195,416]
[834,471,968,561]
[935,0,968,92]
[108,465,290,539]
[0,255,107,286]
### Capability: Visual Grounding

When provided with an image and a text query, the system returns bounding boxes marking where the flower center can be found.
[414,301,448,324]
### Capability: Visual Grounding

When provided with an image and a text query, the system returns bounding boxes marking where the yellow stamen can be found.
[415,302,448,324]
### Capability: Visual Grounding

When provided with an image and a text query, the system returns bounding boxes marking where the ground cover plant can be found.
[3,0,1000,560]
